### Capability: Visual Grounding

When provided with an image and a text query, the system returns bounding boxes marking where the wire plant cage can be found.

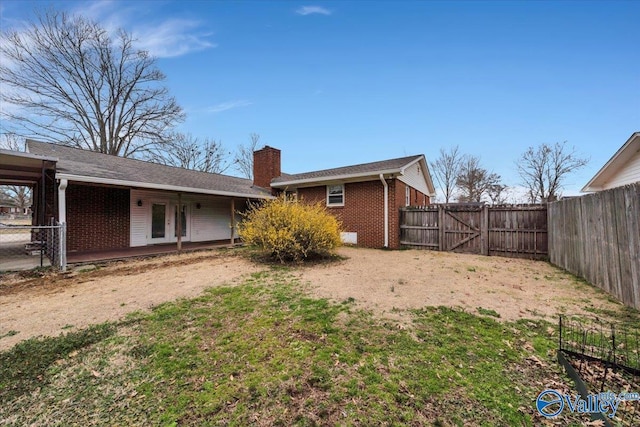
[558,315,639,426]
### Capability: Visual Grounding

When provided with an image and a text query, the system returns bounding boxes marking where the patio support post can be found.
[379,174,389,248]
[177,193,182,251]
[230,199,235,245]
[39,162,46,226]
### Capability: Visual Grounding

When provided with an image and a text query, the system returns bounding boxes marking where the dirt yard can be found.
[0,247,624,351]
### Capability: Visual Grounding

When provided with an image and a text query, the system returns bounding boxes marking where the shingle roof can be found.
[272,155,423,185]
[581,132,640,192]
[27,140,271,198]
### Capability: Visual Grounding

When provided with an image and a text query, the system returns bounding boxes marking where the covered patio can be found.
[0,148,57,226]
[66,239,240,265]
[0,148,61,272]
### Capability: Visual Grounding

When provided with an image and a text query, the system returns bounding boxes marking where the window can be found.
[327,184,344,206]
[151,203,166,238]
[285,190,298,201]
[405,186,410,207]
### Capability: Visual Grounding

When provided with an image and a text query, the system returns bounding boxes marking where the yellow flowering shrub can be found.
[238,195,342,263]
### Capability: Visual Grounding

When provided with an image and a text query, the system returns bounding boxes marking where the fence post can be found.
[558,315,563,352]
[481,205,489,256]
[438,205,444,251]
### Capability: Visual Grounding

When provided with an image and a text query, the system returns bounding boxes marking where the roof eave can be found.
[0,148,58,163]
[271,167,404,188]
[417,156,437,196]
[581,132,640,192]
[57,173,274,199]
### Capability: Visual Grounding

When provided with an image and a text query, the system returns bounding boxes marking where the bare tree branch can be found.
[0,133,32,212]
[430,145,463,203]
[0,9,184,157]
[455,155,502,203]
[143,132,232,174]
[486,183,509,205]
[233,133,261,179]
[516,141,589,202]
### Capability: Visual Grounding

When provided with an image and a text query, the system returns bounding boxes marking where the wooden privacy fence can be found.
[548,183,640,310]
[400,204,548,259]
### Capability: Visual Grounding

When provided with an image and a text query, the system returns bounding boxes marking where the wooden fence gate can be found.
[400,204,548,259]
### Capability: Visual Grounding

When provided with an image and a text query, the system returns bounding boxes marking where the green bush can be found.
[237,196,342,263]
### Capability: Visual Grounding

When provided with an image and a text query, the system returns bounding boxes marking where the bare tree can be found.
[233,133,261,179]
[456,155,501,203]
[430,145,463,203]
[516,141,589,202]
[0,133,32,213]
[144,132,231,174]
[0,132,25,151]
[486,183,509,205]
[0,9,184,157]
[0,186,31,214]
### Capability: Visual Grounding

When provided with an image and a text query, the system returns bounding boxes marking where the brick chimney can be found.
[253,145,281,190]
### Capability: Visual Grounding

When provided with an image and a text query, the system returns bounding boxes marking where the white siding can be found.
[397,161,430,196]
[130,189,149,247]
[191,198,231,242]
[602,150,640,189]
[129,190,236,246]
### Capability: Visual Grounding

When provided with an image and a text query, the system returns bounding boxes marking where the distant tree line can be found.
[430,142,588,204]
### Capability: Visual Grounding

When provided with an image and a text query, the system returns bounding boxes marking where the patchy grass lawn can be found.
[1,267,619,426]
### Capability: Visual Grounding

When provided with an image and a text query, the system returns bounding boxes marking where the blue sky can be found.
[1,0,639,199]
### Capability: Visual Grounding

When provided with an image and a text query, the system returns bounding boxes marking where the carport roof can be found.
[26,140,272,199]
[0,148,57,186]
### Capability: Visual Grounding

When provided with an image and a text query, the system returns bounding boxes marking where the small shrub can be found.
[238,196,342,263]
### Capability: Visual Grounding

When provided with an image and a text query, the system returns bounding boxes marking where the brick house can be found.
[5,140,434,260]
[26,140,271,254]
[253,146,436,249]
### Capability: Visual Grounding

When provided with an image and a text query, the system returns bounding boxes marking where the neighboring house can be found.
[582,132,640,192]
[0,194,31,215]
[252,146,436,249]
[0,197,19,215]
[26,140,271,254]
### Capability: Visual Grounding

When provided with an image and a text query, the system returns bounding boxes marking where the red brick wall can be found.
[66,184,130,252]
[394,180,431,207]
[298,181,385,248]
[253,146,281,191]
[297,179,430,249]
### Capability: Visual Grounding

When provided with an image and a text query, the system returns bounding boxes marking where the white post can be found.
[177,193,182,251]
[379,174,389,248]
[57,179,68,271]
[230,198,236,245]
[59,222,67,272]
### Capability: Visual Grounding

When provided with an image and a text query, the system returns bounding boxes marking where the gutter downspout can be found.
[379,174,389,248]
[58,178,68,225]
[57,178,68,272]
